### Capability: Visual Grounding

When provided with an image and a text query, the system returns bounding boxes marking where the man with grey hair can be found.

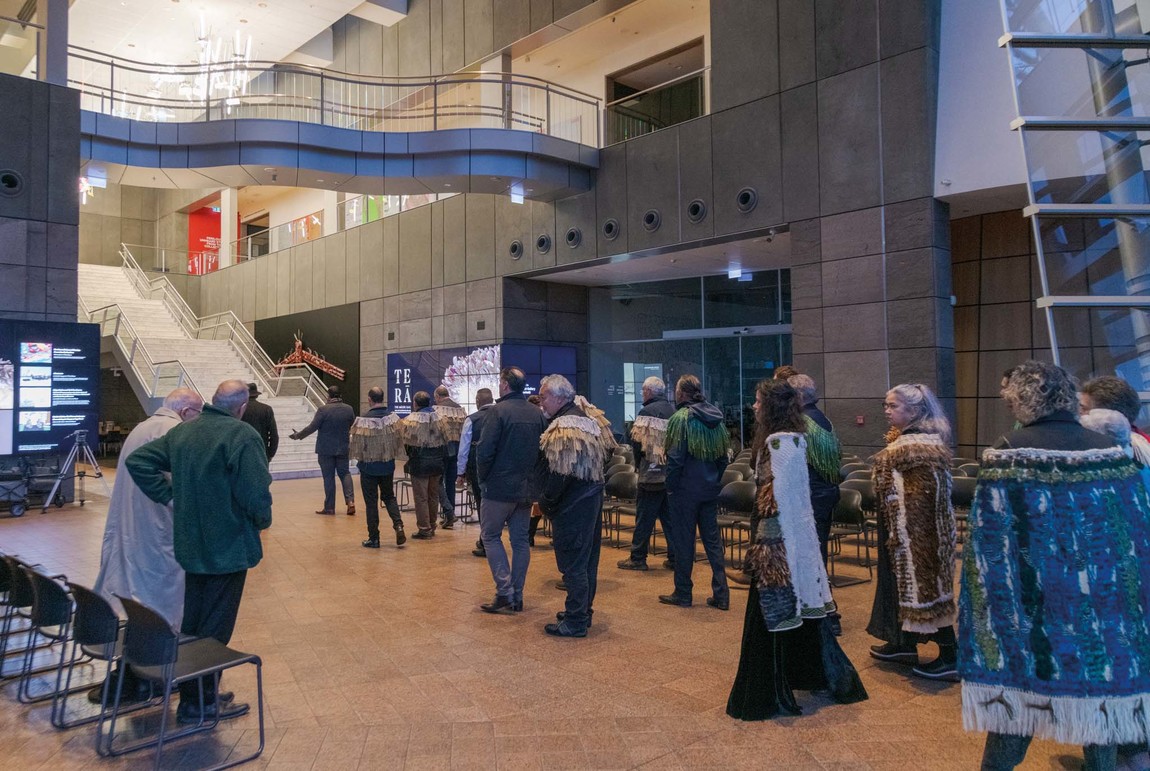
[127,379,272,725]
[89,387,203,704]
[619,375,677,571]
[538,375,612,637]
[476,367,546,613]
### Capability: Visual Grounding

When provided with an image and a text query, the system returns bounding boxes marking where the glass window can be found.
[588,278,703,342]
[703,269,790,327]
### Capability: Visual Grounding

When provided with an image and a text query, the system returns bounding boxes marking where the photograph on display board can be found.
[18,411,51,432]
[19,342,52,363]
[18,389,51,409]
[0,358,11,410]
[19,366,51,387]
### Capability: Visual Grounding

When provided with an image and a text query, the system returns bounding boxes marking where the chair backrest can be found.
[952,476,977,509]
[2,555,35,608]
[23,567,72,628]
[605,471,638,501]
[840,462,870,478]
[844,469,872,481]
[832,487,865,526]
[67,582,121,647]
[615,447,634,460]
[839,479,877,511]
[605,463,633,480]
[727,463,753,480]
[116,595,179,669]
[950,457,977,468]
[718,480,757,514]
[720,469,743,487]
[958,463,980,478]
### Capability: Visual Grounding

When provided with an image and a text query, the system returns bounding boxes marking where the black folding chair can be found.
[17,567,91,705]
[717,480,756,567]
[0,555,61,678]
[98,596,265,770]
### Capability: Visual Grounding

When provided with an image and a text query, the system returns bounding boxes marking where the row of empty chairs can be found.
[0,553,264,770]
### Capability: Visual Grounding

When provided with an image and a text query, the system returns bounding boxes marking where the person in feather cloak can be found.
[726,379,867,721]
[349,386,406,548]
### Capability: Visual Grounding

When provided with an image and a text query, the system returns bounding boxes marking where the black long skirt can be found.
[726,584,868,721]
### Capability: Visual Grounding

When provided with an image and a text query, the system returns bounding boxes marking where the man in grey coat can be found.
[291,384,357,515]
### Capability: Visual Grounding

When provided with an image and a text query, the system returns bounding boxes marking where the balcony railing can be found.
[65,46,600,146]
[605,68,708,145]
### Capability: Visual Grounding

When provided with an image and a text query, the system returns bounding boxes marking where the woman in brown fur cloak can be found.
[867,383,959,682]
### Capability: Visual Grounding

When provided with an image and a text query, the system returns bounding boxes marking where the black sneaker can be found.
[556,610,593,628]
[472,548,487,557]
[555,580,567,591]
[706,596,729,611]
[869,642,919,664]
[617,558,649,571]
[176,699,249,725]
[544,621,587,638]
[912,656,959,682]
[412,530,433,540]
[662,559,676,570]
[441,519,455,530]
[658,594,692,608]
[480,595,515,614]
[362,538,380,549]
[395,528,407,547]
[511,599,523,612]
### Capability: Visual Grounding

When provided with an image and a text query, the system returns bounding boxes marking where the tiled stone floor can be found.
[0,473,1078,769]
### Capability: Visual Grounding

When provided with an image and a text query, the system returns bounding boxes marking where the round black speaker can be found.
[736,187,758,213]
[509,240,524,260]
[686,199,707,223]
[565,227,582,248]
[0,170,25,198]
[642,209,661,232]
[536,234,552,254]
[603,218,620,240]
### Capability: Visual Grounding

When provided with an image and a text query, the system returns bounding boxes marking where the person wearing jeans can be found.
[349,386,406,548]
[475,368,546,614]
[456,389,495,557]
[659,374,730,611]
[291,385,356,516]
[401,391,446,539]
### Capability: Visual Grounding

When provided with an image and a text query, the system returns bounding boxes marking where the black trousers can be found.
[630,487,673,563]
[668,491,729,601]
[811,487,840,564]
[440,455,458,518]
[551,490,603,629]
[178,571,247,704]
[361,472,403,541]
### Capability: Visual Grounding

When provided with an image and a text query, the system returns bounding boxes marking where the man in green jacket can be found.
[126,379,273,725]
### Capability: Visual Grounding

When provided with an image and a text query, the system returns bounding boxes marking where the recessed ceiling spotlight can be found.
[239,18,248,23]
[263,168,275,172]
[258,1,267,5]
[444,183,452,188]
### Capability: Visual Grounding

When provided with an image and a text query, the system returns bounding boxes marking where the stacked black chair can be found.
[0,555,59,679]
[17,567,87,705]
[844,469,872,481]
[98,596,265,770]
[54,582,132,729]
[958,462,980,479]
[717,480,756,567]
[828,488,872,587]
[840,461,871,478]
[720,469,743,487]
[602,471,638,546]
[726,462,753,482]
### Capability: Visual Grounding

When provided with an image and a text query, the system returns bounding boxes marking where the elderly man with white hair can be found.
[89,387,203,704]
[618,376,677,572]
[537,374,613,637]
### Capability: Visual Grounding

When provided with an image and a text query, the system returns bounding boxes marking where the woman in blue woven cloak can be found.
[726,379,867,721]
[960,361,1150,771]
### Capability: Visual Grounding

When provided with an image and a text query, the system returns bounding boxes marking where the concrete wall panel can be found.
[711,96,783,235]
[625,127,680,252]
[594,144,628,256]
[710,0,779,112]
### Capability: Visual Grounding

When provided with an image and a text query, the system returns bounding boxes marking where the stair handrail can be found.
[80,299,202,399]
[118,244,327,411]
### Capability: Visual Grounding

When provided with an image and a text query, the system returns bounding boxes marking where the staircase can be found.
[78,261,323,478]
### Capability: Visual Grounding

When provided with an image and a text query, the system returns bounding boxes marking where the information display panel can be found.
[0,320,100,457]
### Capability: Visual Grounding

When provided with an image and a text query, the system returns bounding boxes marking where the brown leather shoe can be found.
[346,504,356,516]
[315,509,335,516]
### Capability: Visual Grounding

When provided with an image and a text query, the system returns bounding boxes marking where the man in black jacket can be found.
[475,368,546,613]
[291,385,356,516]
[434,385,466,529]
[458,388,495,557]
[618,376,676,571]
[538,375,610,637]
[240,383,278,461]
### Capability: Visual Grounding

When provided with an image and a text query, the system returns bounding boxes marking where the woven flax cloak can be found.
[402,410,446,448]
[631,415,669,465]
[348,413,402,463]
[434,404,467,444]
[540,413,610,482]
[959,446,1150,746]
[747,432,836,631]
[872,432,957,634]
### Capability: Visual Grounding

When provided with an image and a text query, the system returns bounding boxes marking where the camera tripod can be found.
[42,430,110,513]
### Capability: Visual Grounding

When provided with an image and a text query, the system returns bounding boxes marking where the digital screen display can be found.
[0,320,100,456]
[386,344,578,416]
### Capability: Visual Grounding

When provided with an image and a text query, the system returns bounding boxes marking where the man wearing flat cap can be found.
[240,382,279,461]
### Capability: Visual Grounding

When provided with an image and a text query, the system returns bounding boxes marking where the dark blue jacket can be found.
[465,404,495,474]
[665,400,729,499]
[357,405,396,477]
[476,392,546,503]
[539,400,605,516]
[295,398,356,456]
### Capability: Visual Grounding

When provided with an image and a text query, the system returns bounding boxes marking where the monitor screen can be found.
[0,320,101,457]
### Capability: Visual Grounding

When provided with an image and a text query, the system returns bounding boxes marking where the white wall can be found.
[934,0,1027,200]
